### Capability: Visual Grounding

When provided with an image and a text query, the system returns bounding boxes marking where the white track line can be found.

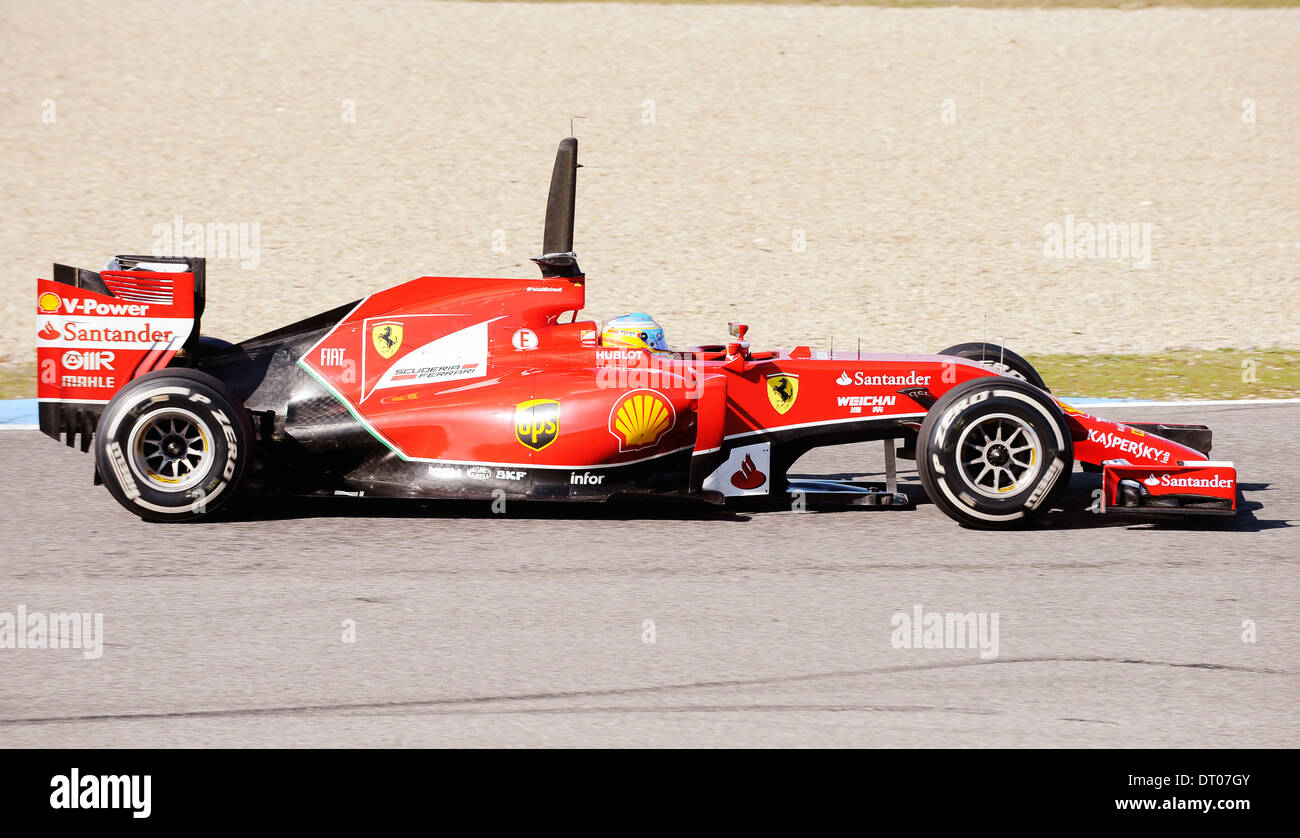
[1065,397,1300,408]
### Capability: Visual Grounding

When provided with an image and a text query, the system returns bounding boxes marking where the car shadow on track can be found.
[221,495,757,524]
[217,470,1284,531]
[787,469,1288,533]
[1037,475,1286,533]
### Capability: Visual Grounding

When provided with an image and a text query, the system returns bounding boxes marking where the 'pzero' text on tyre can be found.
[916,376,1073,529]
[93,369,253,522]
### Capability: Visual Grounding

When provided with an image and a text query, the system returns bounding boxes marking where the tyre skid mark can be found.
[0,656,1289,727]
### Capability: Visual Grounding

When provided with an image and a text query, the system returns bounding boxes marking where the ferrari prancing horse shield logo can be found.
[372,322,403,359]
[766,373,799,415]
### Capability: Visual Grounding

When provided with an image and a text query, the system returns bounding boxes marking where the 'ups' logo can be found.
[515,399,559,451]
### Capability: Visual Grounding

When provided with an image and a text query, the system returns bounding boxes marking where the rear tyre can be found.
[917,377,1072,529]
[93,369,253,522]
[937,342,1049,392]
[196,335,238,355]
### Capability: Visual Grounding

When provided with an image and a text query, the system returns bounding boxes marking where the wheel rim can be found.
[955,413,1043,498]
[128,407,213,492]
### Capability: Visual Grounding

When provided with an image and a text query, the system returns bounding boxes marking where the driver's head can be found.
[600,313,667,352]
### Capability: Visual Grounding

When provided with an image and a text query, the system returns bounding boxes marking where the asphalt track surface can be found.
[1,403,1295,747]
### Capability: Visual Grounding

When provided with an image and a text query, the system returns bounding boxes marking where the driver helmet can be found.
[600,313,668,352]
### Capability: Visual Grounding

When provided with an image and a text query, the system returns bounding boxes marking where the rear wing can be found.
[36,256,205,450]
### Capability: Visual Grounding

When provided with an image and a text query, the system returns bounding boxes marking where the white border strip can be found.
[1066,397,1300,408]
[722,412,927,441]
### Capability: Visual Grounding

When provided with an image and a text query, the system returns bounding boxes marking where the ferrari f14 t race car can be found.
[35,138,1242,527]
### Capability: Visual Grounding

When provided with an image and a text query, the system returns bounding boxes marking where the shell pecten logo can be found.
[38,292,62,313]
[609,389,676,453]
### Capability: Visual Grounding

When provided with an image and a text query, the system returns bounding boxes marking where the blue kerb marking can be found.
[0,399,37,425]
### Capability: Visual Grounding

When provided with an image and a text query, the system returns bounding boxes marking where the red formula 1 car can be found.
[35,138,1241,527]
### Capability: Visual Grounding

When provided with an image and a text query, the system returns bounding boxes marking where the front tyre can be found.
[93,369,253,522]
[917,377,1072,529]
